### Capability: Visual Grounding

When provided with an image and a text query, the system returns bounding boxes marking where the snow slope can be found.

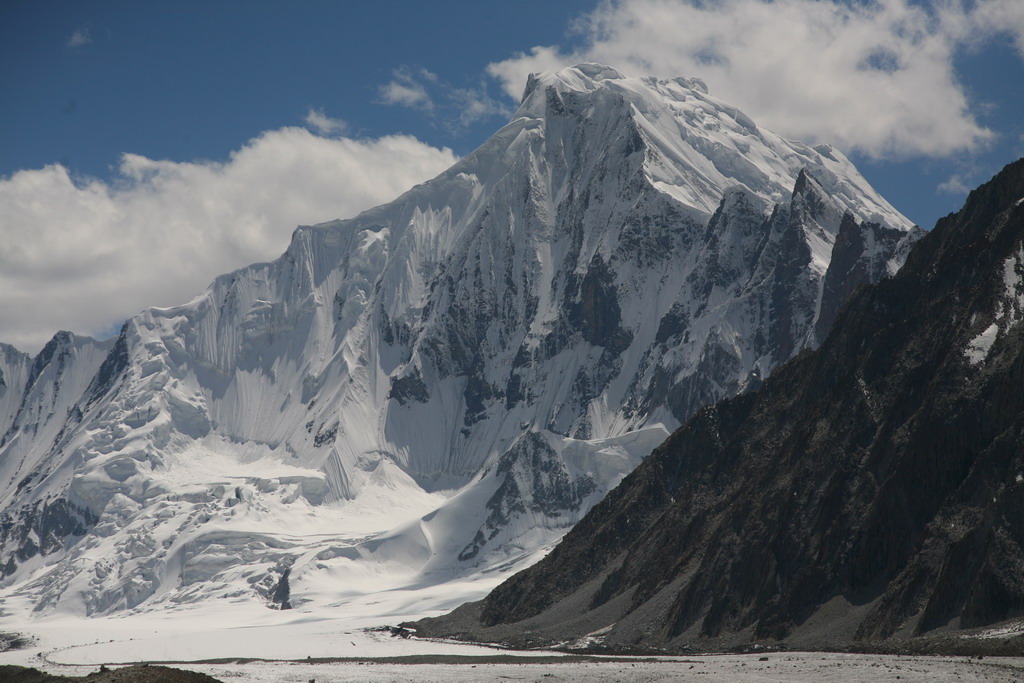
[0,64,919,622]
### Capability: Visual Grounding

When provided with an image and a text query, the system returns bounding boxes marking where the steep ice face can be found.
[0,332,114,508]
[0,64,920,616]
[0,344,31,443]
[0,332,114,580]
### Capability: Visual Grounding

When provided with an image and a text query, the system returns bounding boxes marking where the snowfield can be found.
[179,654,1024,683]
[2,612,1023,683]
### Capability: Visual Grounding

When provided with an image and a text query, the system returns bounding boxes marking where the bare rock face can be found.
[416,158,1024,652]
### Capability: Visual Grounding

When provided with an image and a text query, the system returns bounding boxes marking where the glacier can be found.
[0,64,921,622]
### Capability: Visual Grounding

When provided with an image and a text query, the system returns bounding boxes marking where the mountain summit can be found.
[0,65,918,616]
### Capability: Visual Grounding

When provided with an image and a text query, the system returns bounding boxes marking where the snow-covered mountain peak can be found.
[0,65,923,619]
[520,63,628,103]
[516,64,913,231]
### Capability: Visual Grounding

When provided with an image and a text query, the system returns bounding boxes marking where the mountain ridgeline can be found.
[416,158,1024,652]
[0,64,918,616]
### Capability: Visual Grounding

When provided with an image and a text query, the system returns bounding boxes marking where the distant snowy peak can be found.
[0,331,113,513]
[517,63,914,231]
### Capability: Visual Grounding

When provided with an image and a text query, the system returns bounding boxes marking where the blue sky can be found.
[2,0,1024,351]
[1,2,581,173]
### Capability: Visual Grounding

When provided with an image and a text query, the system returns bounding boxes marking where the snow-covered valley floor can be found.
[178,654,1024,682]
[2,600,1023,682]
[6,643,1024,683]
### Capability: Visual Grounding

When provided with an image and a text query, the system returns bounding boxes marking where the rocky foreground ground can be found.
[0,664,220,682]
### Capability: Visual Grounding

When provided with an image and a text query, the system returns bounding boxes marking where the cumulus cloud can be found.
[0,130,457,352]
[487,0,1024,159]
[378,66,436,110]
[304,108,348,136]
[67,26,91,48]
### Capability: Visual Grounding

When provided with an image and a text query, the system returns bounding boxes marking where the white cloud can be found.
[304,108,347,136]
[487,46,567,101]
[380,80,432,109]
[487,0,1024,159]
[378,67,435,110]
[67,27,91,48]
[938,173,972,195]
[0,130,457,353]
[378,66,512,131]
[450,86,513,127]
[956,0,1024,56]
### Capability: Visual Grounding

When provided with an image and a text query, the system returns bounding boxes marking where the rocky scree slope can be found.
[415,159,1024,652]
[0,64,917,615]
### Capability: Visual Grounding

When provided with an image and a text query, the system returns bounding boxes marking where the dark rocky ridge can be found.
[413,158,1024,652]
[814,214,912,345]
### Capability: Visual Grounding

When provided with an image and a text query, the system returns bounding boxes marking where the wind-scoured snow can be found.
[965,323,999,365]
[1004,245,1024,314]
[964,244,1024,365]
[0,64,918,631]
